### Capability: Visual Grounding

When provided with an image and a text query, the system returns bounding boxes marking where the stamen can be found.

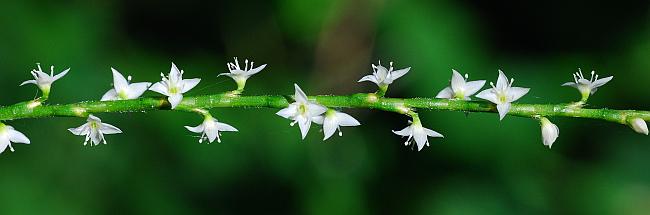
[244,59,249,71]
[464,73,469,79]
[127,76,132,82]
[578,68,584,79]
[490,82,496,89]
[50,66,55,76]
[509,78,514,87]
[590,70,595,82]
[338,127,343,136]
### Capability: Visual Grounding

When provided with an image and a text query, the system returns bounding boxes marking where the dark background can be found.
[1,0,649,214]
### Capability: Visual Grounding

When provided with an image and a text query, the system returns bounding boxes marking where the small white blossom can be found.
[149,63,201,109]
[562,68,613,102]
[313,109,361,140]
[68,115,122,146]
[185,114,238,143]
[276,84,327,139]
[0,123,30,154]
[476,70,530,120]
[218,57,266,91]
[20,63,70,98]
[436,69,486,100]
[101,68,152,101]
[540,117,559,148]
[358,60,410,87]
[629,118,648,135]
[392,118,443,151]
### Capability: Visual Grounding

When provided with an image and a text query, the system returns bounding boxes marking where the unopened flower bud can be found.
[628,118,648,135]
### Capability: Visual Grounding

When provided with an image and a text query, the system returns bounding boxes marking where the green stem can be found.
[0,93,648,125]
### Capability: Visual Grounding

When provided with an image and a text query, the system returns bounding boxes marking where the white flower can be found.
[475,70,530,120]
[101,68,152,101]
[628,118,648,135]
[149,63,201,109]
[392,118,443,151]
[0,123,30,154]
[562,68,613,102]
[276,84,327,139]
[313,109,361,140]
[435,69,486,100]
[358,61,410,87]
[540,117,559,148]
[185,114,238,143]
[218,57,266,91]
[68,115,122,146]
[20,63,70,98]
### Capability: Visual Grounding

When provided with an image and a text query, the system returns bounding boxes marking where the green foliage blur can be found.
[1,0,649,214]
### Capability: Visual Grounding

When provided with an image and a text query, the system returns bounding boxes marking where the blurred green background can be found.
[1,0,649,214]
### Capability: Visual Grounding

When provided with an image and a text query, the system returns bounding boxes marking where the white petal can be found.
[216,122,238,132]
[336,112,361,126]
[88,114,102,122]
[217,73,235,78]
[293,84,309,103]
[100,123,123,134]
[111,68,129,91]
[392,126,412,137]
[322,117,337,140]
[185,124,205,133]
[297,117,311,139]
[8,129,31,144]
[90,129,103,145]
[561,82,577,87]
[68,124,90,136]
[101,89,118,101]
[435,87,454,99]
[389,67,410,81]
[413,129,428,151]
[52,68,70,82]
[169,63,182,83]
[464,80,486,97]
[308,104,327,116]
[168,93,183,109]
[276,105,298,119]
[180,78,201,93]
[591,76,613,89]
[20,80,37,86]
[508,87,530,102]
[497,103,511,120]
[357,75,378,84]
[127,82,152,99]
[34,70,51,79]
[496,70,509,89]
[246,64,267,76]
[424,128,444,138]
[312,116,324,124]
[450,69,466,92]
[0,139,10,154]
[205,126,218,143]
[149,82,169,96]
[475,89,499,104]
